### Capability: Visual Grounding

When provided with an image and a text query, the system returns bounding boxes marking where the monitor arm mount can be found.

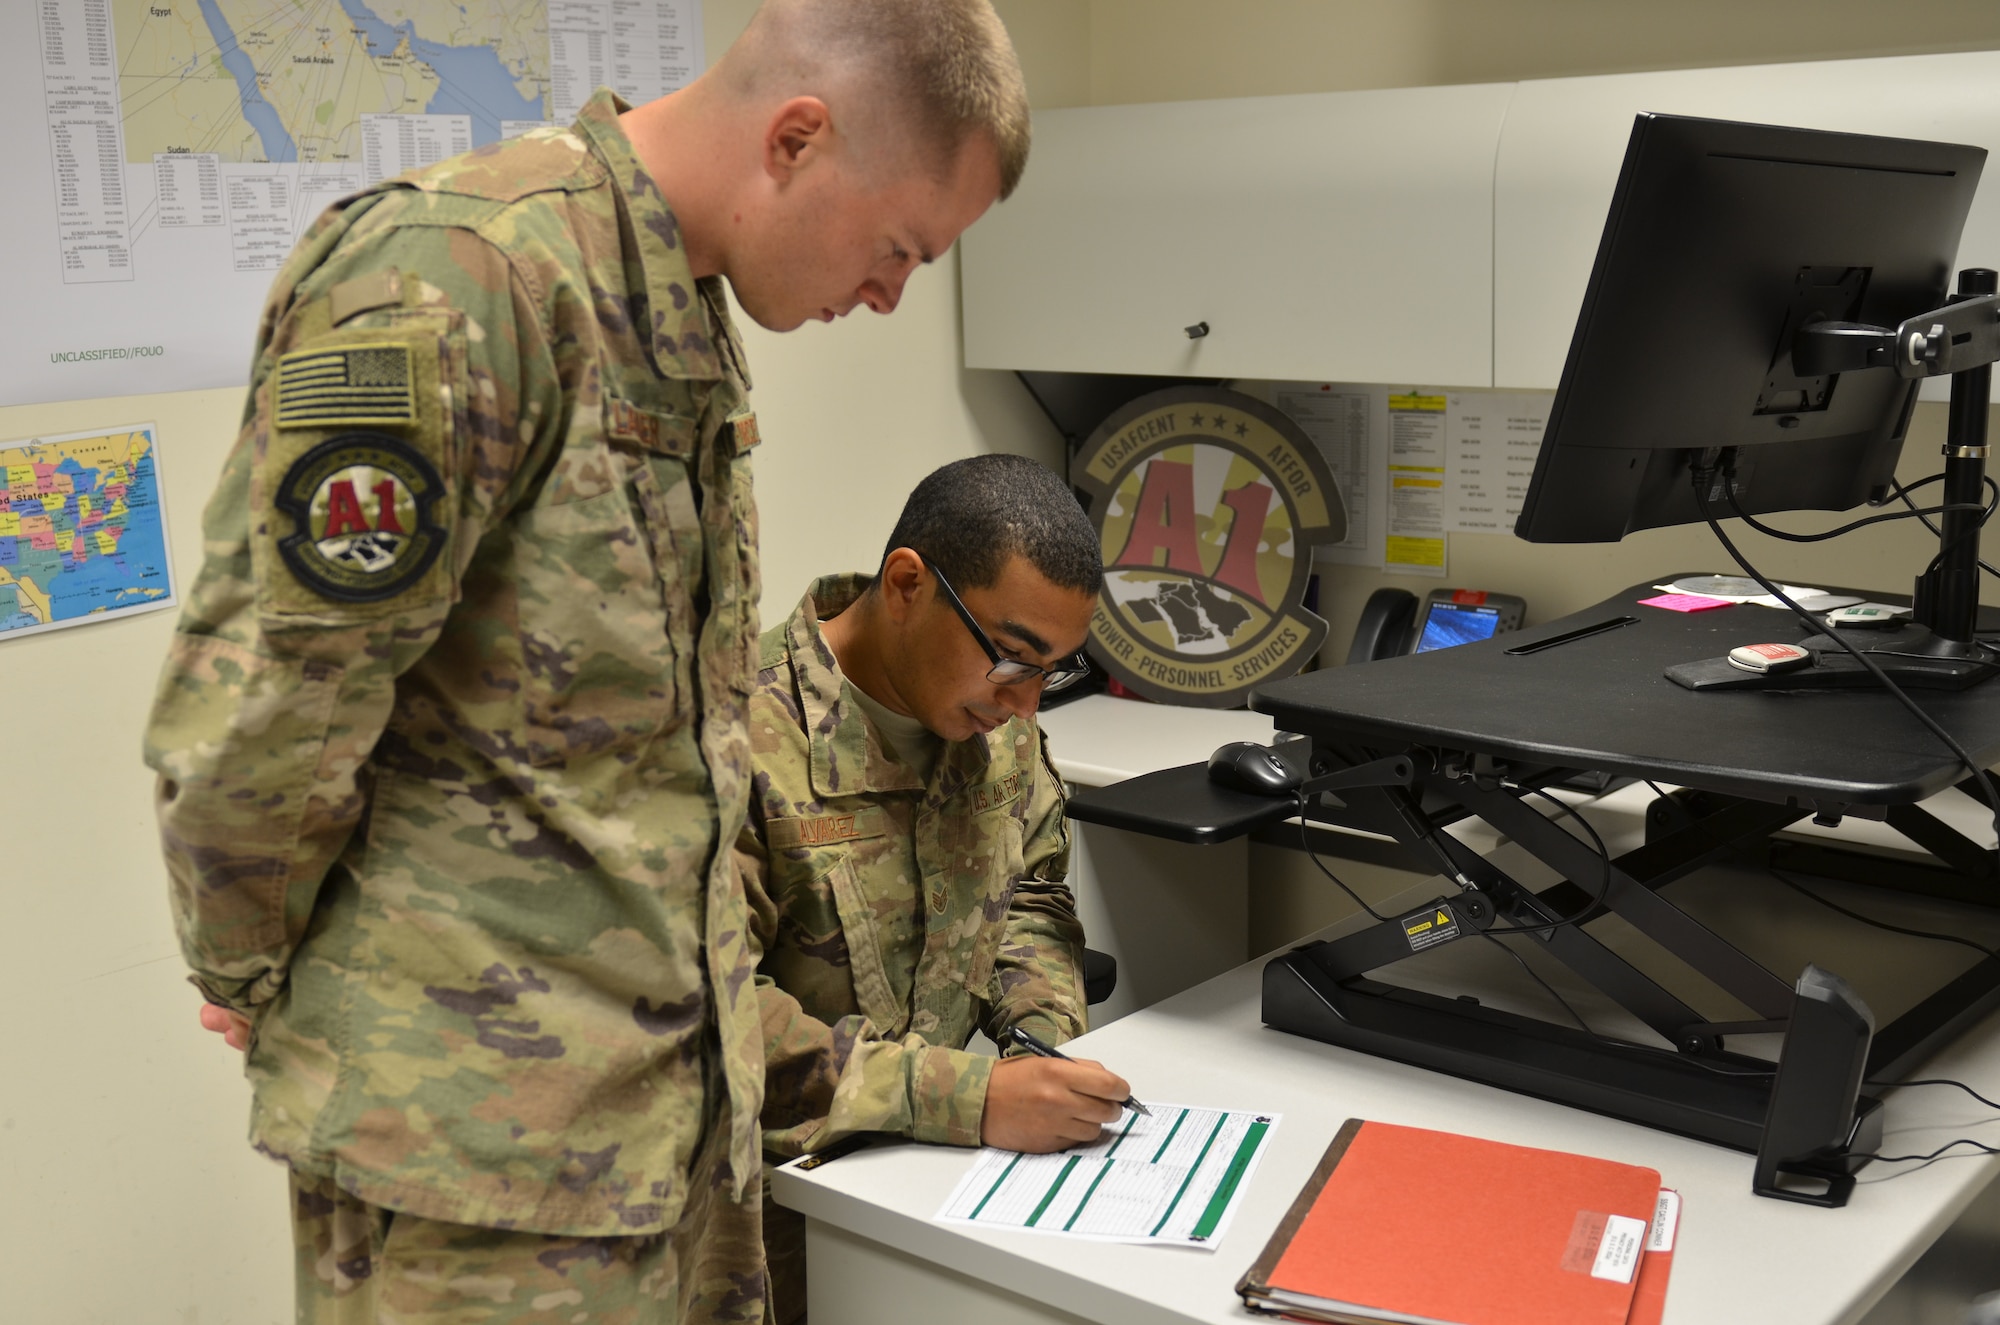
[1672,269,2000,690]
[1793,285,2000,381]
[1799,270,2000,656]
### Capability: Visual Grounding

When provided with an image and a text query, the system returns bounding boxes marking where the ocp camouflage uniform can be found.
[737,575,1087,1323]
[143,91,767,1322]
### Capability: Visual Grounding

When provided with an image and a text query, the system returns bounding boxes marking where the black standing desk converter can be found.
[1069,578,2000,1204]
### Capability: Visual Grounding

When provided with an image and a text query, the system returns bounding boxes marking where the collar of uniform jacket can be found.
[789,573,1006,801]
[573,89,750,388]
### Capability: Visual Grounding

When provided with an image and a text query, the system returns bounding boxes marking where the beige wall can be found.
[9,4,2000,1322]
[1086,0,2000,104]
[0,5,1080,1321]
[0,386,295,1324]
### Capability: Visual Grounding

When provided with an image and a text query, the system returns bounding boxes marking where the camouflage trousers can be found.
[291,1127,766,1325]
[760,1180,808,1325]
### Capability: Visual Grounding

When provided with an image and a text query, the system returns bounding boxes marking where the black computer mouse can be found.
[1206,741,1304,795]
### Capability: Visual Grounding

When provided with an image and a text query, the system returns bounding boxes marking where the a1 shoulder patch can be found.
[274,433,447,603]
[258,313,457,616]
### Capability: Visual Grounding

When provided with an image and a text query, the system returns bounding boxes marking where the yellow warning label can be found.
[1401,903,1462,953]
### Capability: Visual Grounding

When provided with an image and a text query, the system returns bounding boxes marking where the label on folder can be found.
[1648,1190,1681,1252]
[1593,1215,1648,1281]
[1567,1211,1648,1283]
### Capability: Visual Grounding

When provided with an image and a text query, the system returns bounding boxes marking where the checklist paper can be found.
[936,1105,1278,1249]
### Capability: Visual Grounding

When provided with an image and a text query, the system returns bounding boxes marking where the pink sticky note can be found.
[1639,593,1733,613]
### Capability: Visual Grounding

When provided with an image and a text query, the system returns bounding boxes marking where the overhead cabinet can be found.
[960,83,1514,387]
[963,51,2000,397]
[1495,50,2000,394]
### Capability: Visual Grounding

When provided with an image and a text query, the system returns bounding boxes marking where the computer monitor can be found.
[1514,113,1984,545]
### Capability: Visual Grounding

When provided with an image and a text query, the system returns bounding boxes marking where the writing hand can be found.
[980,1055,1131,1153]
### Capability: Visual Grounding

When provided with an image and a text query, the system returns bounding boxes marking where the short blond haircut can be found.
[722,0,1032,199]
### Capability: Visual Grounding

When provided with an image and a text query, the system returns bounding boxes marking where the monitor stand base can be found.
[1665,625,2000,692]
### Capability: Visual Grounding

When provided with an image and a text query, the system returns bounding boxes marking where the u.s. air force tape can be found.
[275,433,446,603]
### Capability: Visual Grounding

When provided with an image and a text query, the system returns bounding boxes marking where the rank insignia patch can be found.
[275,433,446,602]
[275,343,415,428]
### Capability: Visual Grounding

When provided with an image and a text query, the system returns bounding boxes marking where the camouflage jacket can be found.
[739,576,1087,1158]
[141,91,766,1236]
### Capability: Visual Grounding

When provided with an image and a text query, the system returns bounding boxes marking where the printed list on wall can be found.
[1271,383,1554,576]
[2,0,703,407]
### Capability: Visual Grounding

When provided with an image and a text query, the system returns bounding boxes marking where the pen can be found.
[1006,1026,1151,1117]
[1503,614,1641,656]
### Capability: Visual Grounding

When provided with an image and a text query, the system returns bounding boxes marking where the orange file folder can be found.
[1237,1119,1665,1325]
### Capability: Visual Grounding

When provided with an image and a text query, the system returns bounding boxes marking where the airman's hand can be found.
[199,1003,252,1053]
[981,1055,1130,1153]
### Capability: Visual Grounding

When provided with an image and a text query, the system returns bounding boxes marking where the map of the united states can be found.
[0,429,174,638]
[115,0,550,164]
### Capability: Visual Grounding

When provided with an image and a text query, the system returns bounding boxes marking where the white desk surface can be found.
[851,697,2000,1322]
[1038,693,1276,788]
[775,915,2000,1325]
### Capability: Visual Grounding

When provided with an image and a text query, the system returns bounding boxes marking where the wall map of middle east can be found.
[117,1,550,165]
[2,0,702,407]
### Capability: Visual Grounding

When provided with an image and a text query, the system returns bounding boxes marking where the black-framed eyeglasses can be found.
[927,561,1093,692]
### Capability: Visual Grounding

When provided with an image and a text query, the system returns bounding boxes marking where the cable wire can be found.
[1471,929,1778,1078]
[1289,790,1609,1022]
[1321,782,1617,939]
[1767,867,1999,962]
[1850,1137,2000,1165]
[1726,497,1986,544]
[1296,787,1776,1076]
[1295,791,1395,924]
[1478,930,1595,1034]
[1451,786,1619,937]
[1698,467,2000,846]
[1865,1077,2000,1112]
[1889,474,2000,585]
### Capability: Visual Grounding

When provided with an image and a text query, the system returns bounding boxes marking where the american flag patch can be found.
[274,344,415,427]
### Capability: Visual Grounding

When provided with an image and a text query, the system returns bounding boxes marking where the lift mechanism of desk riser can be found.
[1259,748,2000,1207]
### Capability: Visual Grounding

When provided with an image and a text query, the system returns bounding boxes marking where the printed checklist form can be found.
[936,1106,1278,1249]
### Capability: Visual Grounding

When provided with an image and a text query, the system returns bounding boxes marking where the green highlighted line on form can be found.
[1026,1155,1081,1227]
[1191,1119,1270,1239]
[968,1152,1023,1220]
[1151,1113,1229,1236]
